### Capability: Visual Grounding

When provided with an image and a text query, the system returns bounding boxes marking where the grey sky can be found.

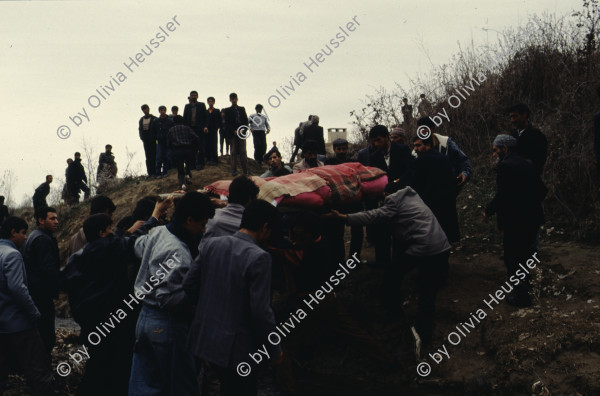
[0,0,581,205]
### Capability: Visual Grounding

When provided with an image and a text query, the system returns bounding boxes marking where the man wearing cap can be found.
[415,117,472,190]
[390,127,406,146]
[483,134,546,307]
[508,103,547,175]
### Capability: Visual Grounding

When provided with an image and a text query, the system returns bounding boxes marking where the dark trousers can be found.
[213,365,257,396]
[230,137,247,173]
[155,140,170,175]
[191,126,205,167]
[205,129,219,163]
[289,145,300,163]
[383,251,449,343]
[31,294,55,355]
[252,130,267,162]
[373,223,392,265]
[0,329,54,396]
[503,225,539,290]
[219,131,230,155]
[170,147,195,186]
[142,138,157,176]
[76,319,135,396]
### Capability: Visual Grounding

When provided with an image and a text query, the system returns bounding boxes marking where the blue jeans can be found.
[128,305,199,396]
[155,141,170,175]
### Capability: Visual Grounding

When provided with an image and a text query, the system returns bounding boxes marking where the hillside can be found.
[3,156,599,395]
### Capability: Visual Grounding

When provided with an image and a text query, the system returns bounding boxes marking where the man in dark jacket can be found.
[0,216,54,396]
[416,117,473,191]
[63,198,172,396]
[168,117,199,187]
[301,115,326,155]
[67,152,90,203]
[97,144,117,193]
[223,93,249,176]
[509,103,547,175]
[183,90,208,169]
[138,104,157,177]
[205,97,221,165]
[368,125,415,267]
[151,106,175,177]
[0,196,8,225]
[22,206,60,357]
[484,134,546,307]
[97,144,117,180]
[32,175,52,211]
[411,135,460,243]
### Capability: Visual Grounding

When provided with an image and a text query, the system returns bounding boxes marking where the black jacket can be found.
[510,124,547,175]
[23,229,60,299]
[32,182,50,208]
[485,152,546,229]
[62,218,159,331]
[138,114,157,141]
[370,142,415,182]
[302,124,326,155]
[409,150,460,242]
[205,108,221,131]
[151,116,175,143]
[66,159,87,186]
[183,102,207,129]
[223,105,249,139]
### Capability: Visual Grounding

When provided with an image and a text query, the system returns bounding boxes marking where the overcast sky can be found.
[0,0,581,205]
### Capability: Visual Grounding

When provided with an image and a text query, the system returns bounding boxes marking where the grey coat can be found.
[347,187,451,257]
[184,232,281,368]
[0,239,40,333]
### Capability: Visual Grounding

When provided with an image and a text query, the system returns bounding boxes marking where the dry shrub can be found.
[351,4,600,240]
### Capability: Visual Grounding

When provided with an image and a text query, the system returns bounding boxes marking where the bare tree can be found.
[0,169,17,208]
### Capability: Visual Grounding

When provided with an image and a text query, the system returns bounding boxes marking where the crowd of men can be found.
[0,100,552,396]
[139,91,272,183]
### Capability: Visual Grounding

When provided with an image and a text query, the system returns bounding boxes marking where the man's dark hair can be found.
[190,90,198,95]
[228,176,259,206]
[420,94,426,99]
[266,148,282,159]
[158,105,166,111]
[508,103,530,117]
[83,214,113,242]
[301,139,318,153]
[105,144,112,150]
[0,216,28,239]
[368,125,390,140]
[255,104,263,111]
[133,196,158,220]
[403,97,408,101]
[240,199,279,232]
[90,195,116,215]
[384,180,405,195]
[171,105,178,112]
[34,206,56,225]
[46,175,52,181]
[332,138,348,148]
[141,104,149,111]
[207,96,215,102]
[229,93,238,100]
[308,115,313,120]
[416,117,436,129]
[173,192,215,223]
[413,135,435,148]
[74,152,81,157]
